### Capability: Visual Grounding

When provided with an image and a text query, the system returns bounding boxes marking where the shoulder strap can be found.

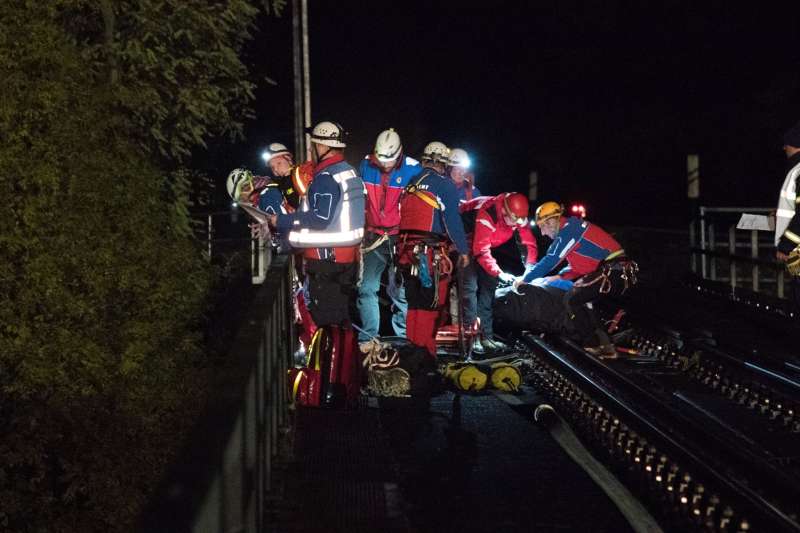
[404,170,440,210]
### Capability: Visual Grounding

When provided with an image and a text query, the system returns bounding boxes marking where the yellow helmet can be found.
[535,201,563,223]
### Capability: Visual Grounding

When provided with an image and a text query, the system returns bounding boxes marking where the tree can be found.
[0,1,278,530]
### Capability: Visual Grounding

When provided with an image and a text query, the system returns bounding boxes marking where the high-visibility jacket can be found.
[775,152,800,253]
[276,154,366,262]
[460,194,537,277]
[398,168,468,255]
[360,154,420,235]
[521,216,622,283]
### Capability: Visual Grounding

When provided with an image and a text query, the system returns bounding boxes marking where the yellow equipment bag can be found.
[787,246,800,277]
[444,363,488,392]
[490,362,522,392]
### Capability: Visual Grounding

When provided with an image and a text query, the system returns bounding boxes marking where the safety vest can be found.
[775,159,800,246]
[287,163,366,249]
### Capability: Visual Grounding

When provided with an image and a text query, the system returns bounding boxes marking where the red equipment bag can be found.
[328,325,362,408]
[289,328,327,407]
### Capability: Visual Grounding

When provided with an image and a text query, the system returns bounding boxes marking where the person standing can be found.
[396,141,470,358]
[356,129,419,343]
[775,120,800,307]
[460,192,537,353]
[269,121,366,407]
[447,147,481,202]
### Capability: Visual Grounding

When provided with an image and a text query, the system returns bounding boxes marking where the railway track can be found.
[516,311,800,532]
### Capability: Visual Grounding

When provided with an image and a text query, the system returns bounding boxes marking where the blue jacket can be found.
[522,217,622,283]
[276,154,365,262]
[257,184,287,215]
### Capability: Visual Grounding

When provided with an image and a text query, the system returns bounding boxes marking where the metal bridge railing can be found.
[690,206,787,298]
[139,255,296,532]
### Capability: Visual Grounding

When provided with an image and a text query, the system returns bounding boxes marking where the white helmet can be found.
[448,147,471,169]
[421,141,450,163]
[226,168,253,200]
[262,142,291,163]
[374,128,402,164]
[309,121,346,148]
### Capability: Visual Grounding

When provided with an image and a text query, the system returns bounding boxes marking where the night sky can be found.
[219,1,800,228]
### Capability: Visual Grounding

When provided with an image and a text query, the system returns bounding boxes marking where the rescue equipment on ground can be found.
[444,362,488,392]
[359,338,410,398]
[289,328,328,407]
[787,245,800,277]
[489,362,522,392]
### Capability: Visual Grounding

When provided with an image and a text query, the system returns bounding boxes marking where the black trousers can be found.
[304,259,357,327]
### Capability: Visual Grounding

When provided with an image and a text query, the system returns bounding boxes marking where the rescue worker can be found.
[268,121,366,407]
[460,193,537,353]
[357,129,419,343]
[259,142,302,214]
[447,147,481,202]
[397,141,470,357]
[775,120,800,309]
[514,202,637,355]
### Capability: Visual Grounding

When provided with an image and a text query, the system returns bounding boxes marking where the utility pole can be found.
[528,171,539,203]
[301,0,311,161]
[292,0,311,160]
[292,0,302,159]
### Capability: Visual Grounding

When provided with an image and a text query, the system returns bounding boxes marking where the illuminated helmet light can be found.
[448,148,471,169]
[262,142,292,163]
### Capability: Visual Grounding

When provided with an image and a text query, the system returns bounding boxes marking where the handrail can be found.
[139,255,295,532]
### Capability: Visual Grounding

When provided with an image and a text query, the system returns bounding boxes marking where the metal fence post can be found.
[728,226,736,290]
[700,206,707,278]
[708,222,716,281]
[751,229,759,292]
[778,269,785,299]
[207,213,213,261]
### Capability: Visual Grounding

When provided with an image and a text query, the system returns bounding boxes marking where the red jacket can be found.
[460,194,537,277]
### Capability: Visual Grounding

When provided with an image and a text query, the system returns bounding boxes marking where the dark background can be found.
[214,0,800,228]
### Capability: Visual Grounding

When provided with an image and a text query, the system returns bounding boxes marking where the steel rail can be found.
[521,333,800,533]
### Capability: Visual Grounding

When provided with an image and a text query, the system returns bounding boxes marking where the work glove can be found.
[498,271,515,284]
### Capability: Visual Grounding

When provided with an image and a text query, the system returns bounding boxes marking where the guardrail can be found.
[690,207,788,298]
[139,255,296,532]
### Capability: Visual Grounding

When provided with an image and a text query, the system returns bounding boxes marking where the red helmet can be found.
[503,193,529,225]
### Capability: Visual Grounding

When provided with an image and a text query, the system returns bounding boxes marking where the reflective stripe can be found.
[605,249,625,261]
[288,227,364,244]
[782,189,796,201]
[777,209,795,219]
[784,230,800,244]
[332,169,356,183]
[477,218,496,231]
